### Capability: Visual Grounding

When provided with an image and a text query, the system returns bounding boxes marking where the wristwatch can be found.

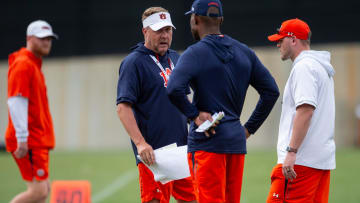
[286,146,298,153]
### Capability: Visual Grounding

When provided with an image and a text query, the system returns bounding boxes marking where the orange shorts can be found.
[267,164,330,203]
[188,151,245,203]
[11,149,50,181]
[138,163,196,203]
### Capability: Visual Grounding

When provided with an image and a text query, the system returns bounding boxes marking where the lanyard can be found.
[149,54,174,80]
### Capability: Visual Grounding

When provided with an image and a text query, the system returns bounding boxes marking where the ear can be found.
[220,17,224,25]
[142,28,147,36]
[194,14,199,25]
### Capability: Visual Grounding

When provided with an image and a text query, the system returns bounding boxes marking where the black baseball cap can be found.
[185,0,223,17]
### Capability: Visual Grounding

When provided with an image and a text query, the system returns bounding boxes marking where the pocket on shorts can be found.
[270,165,284,182]
[267,165,286,203]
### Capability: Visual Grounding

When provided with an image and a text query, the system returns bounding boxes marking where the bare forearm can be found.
[116,103,155,165]
[116,103,145,146]
[289,104,314,149]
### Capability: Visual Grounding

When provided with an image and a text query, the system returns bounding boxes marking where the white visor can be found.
[142,12,176,31]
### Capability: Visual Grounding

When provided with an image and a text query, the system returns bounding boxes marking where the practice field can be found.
[0,148,359,203]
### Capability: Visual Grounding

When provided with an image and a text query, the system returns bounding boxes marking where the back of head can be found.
[198,6,223,28]
[186,0,224,28]
[186,0,223,17]
[198,13,222,28]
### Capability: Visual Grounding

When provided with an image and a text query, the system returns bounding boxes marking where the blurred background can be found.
[1,0,360,150]
[1,0,360,202]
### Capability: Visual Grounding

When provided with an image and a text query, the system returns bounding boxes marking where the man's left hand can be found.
[194,111,219,137]
[245,128,251,139]
[282,152,297,180]
[14,142,28,159]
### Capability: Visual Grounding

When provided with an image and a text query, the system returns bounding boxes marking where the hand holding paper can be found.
[137,144,190,184]
[195,111,225,133]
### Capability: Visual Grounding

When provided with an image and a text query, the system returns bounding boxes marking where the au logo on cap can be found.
[159,13,166,19]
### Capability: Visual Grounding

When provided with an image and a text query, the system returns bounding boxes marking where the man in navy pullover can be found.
[116,7,196,203]
[167,0,279,202]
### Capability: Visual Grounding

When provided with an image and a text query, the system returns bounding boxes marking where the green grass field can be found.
[0,148,359,203]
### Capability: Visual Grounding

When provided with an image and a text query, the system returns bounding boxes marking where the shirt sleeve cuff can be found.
[16,131,29,143]
[188,110,199,120]
[244,123,255,135]
[295,100,317,109]
[116,96,135,105]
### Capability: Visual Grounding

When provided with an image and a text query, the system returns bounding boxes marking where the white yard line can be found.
[92,169,137,203]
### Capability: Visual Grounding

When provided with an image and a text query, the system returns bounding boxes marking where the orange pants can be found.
[12,149,49,181]
[188,151,245,203]
[138,163,196,203]
[267,164,330,203]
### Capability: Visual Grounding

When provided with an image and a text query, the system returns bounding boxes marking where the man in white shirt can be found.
[266,18,336,203]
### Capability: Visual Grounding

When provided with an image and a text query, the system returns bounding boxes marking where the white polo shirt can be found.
[277,50,336,170]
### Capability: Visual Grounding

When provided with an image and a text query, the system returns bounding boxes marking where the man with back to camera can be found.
[6,20,58,203]
[266,18,336,203]
[167,0,280,202]
[116,7,196,203]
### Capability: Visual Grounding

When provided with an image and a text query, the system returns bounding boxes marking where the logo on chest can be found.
[149,54,174,88]
[159,68,172,87]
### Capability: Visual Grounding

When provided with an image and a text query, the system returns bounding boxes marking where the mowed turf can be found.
[0,148,359,203]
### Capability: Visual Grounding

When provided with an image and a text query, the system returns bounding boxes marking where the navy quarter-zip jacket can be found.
[167,34,279,153]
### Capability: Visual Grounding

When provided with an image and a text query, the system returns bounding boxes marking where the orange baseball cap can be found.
[268,18,310,42]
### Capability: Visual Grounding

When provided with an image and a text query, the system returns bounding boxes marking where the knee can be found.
[38,185,50,200]
[28,182,50,201]
[33,188,49,201]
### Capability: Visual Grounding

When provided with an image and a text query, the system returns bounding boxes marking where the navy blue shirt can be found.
[116,43,188,164]
[167,35,279,154]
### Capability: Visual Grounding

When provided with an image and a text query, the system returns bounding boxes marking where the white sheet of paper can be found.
[156,143,177,150]
[195,111,225,132]
[137,144,190,184]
